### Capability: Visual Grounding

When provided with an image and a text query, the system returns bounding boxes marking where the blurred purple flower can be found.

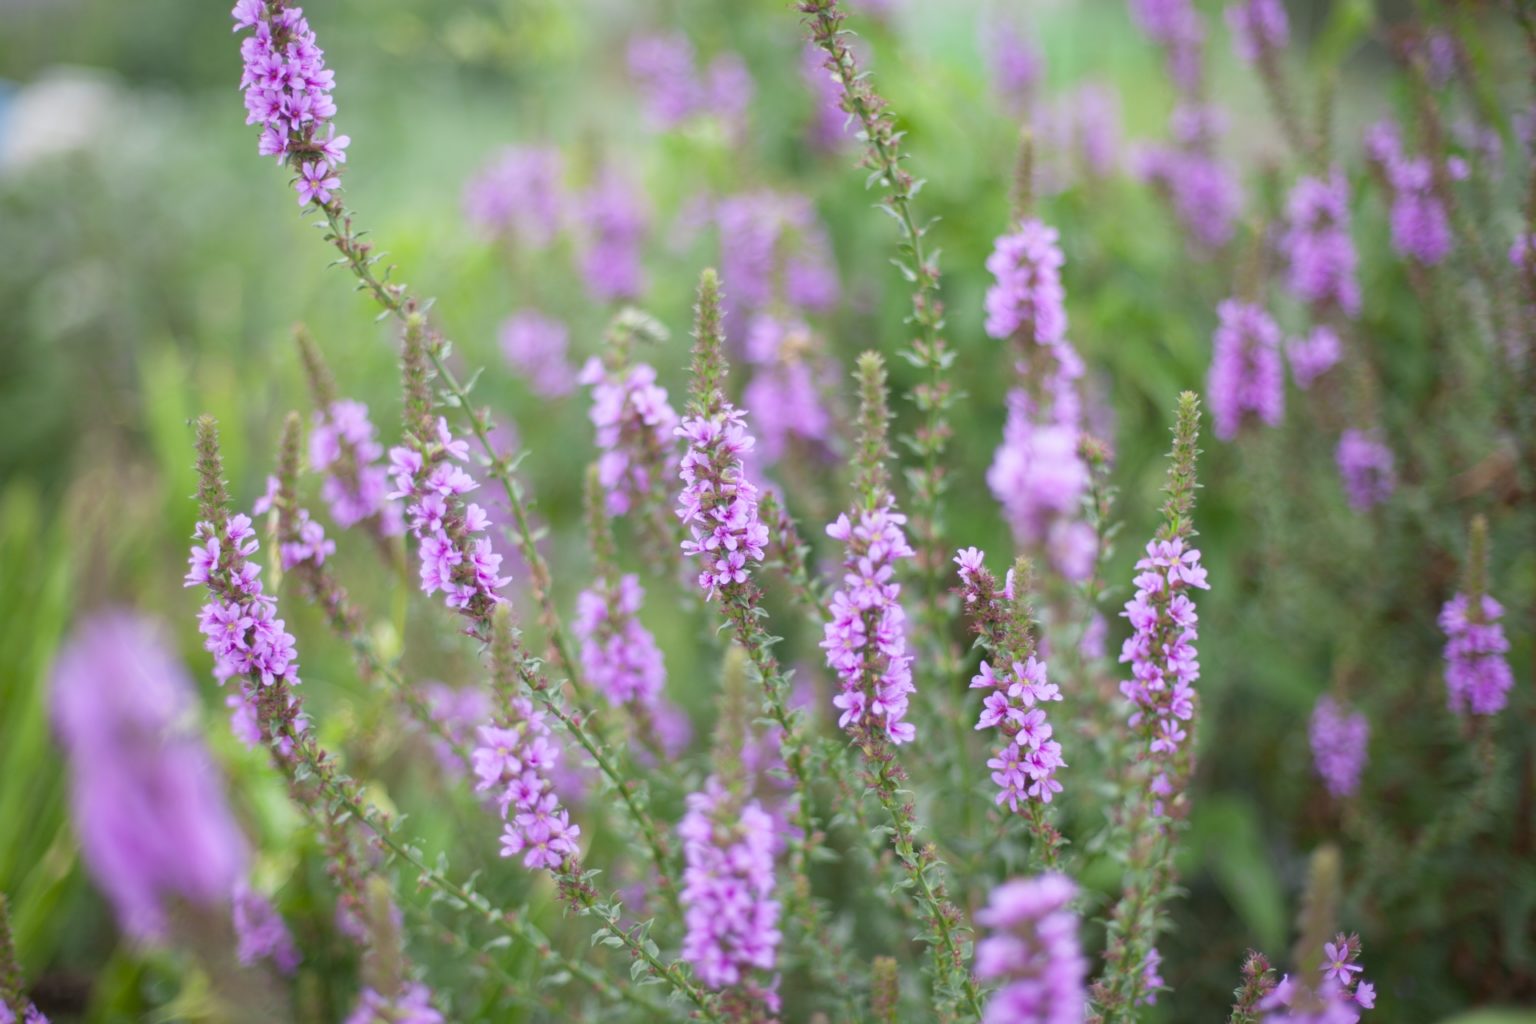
[1207,299,1284,440]
[1287,327,1342,390]
[1309,695,1368,798]
[974,873,1088,1024]
[462,145,565,247]
[499,311,576,399]
[1335,429,1395,511]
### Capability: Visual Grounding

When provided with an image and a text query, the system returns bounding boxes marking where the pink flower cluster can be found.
[677,778,782,1005]
[984,219,1068,345]
[1439,593,1514,716]
[1309,695,1369,799]
[500,311,576,398]
[1119,538,1208,765]
[574,574,667,709]
[187,513,301,690]
[715,191,840,323]
[232,1,348,205]
[580,358,679,517]
[974,873,1088,1024]
[387,418,510,618]
[822,505,918,745]
[1335,429,1396,512]
[1261,934,1375,1023]
[1283,171,1361,317]
[1288,326,1343,390]
[1226,0,1289,63]
[627,33,754,130]
[1207,298,1284,441]
[472,698,582,871]
[462,145,564,247]
[742,315,838,467]
[343,983,444,1024]
[577,169,648,303]
[233,880,300,974]
[972,655,1066,809]
[676,406,770,599]
[1366,120,1453,266]
[310,400,404,535]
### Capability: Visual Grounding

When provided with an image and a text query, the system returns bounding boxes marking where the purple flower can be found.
[462,145,564,247]
[418,682,491,780]
[1119,538,1208,764]
[715,191,840,327]
[234,2,346,204]
[974,873,1088,1024]
[310,399,404,535]
[574,574,687,756]
[1226,0,1289,63]
[1335,429,1395,511]
[1287,326,1342,390]
[801,41,853,149]
[500,311,576,398]
[344,984,444,1024]
[627,33,753,130]
[741,315,838,465]
[822,504,918,745]
[1139,142,1242,250]
[1284,171,1360,317]
[580,357,680,517]
[678,778,782,1008]
[675,405,771,600]
[971,655,1066,808]
[1440,593,1514,716]
[989,19,1043,106]
[984,219,1068,345]
[1366,121,1452,266]
[233,880,300,973]
[51,611,248,939]
[1260,933,1374,1023]
[1207,298,1284,441]
[471,698,582,871]
[576,169,648,303]
[988,402,1090,561]
[1309,695,1369,798]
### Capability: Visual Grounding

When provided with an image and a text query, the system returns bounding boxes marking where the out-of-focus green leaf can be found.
[1192,796,1287,954]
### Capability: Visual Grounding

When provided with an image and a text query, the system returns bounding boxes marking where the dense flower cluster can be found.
[987,393,1095,581]
[387,418,510,618]
[1207,298,1284,440]
[974,873,1088,1024]
[989,19,1043,107]
[1366,121,1453,266]
[52,612,249,940]
[233,880,300,974]
[343,984,444,1024]
[233,1,347,205]
[1309,695,1369,799]
[472,698,582,871]
[984,219,1068,345]
[277,508,335,570]
[1260,934,1375,1023]
[577,169,648,303]
[627,33,753,130]
[1139,142,1242,250]
[419,682,491,780]
[715,191,840,324]
[677,779,782,1004]
[1288,326,1343,390]
[1226,0,1289,63]
[500,311,576,398]
[801,41,854,149]
[676,405,770,599]
[574,574,666,709]
[580,357,679,516]
[822,505,917,745]
[742,315,837,465]
[1439,593,1514,716]
[1120,538,1208,765]
[0,1004,48,1024]
[1334,429,1396,511]
[971,654,1066,808]
[187,513,301,689]
[1283,171,1361,317]
[462,145,564,246]
[310,400,405,535]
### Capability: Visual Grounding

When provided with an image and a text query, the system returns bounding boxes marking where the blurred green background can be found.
[1,0,1533,1019]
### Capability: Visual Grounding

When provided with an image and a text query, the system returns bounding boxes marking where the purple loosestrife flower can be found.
[955,551,1068,809]
[1226,0,1288,63]
[801,41,853,150]
[579,357,680,517]
[462,145,564,247]
[500,311,576,399]
[233,2,347,206]
[984,219,1068,345]
[1138,130,1242,251]
[1129,0,1200,46]
[677,778,782,1008]
[387,417,510,623]
[822,505,918,745]
[51,611,249,940]
[1284,171,1360,317]
[974,873,1088,1024]
[310,400,406,535]
[627,33,754,130]
[1366,120,1452,266]
[1207,299,1284,440]
[1334,429,1395,511]
[277,509,335,570]
[1309,696,1369,798]
[418,682,491,780]
[676,404,770,600]
[1439,594,1514,716]
[344,984,444,1024]
[989,19,1043,107]
[1260,934,1375,1023]
[716,191,840,324]
[741,315,838,465]
[576,169,648,303]
[1288,327,1342,390]
[988,396,1093,576]
[573,573,687,756]
[471,697,582,871]
[1119,537,1209,765]
[0,1007,47,1024]
[233,880,300,974]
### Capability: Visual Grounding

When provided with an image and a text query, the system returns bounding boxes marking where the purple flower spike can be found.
[1207,298,1284,441]
[1440,593,1514,716]
[1309,695,1369,798]
[974,873,1088,1024]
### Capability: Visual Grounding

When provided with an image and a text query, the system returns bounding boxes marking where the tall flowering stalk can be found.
[825,353,979,1016]
[230,0,583,689]
[1439,515,1514,717]
[1208,298,1284,442]
[1092,391,1206,1019]
[1309,696,1369,800]
[800,0,957,642]
[955,550,1066,859]
[973,873,1089,1024]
